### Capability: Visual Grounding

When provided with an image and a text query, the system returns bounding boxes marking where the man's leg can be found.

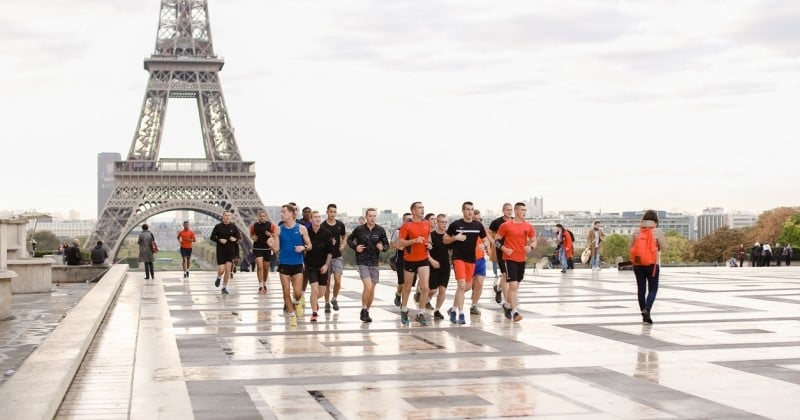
[471,274,484,312]
[255,256,265,290]
[222,261,232,291]
[416,266,430,311]
[401,269,414,310]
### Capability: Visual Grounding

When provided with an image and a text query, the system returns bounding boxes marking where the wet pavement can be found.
[4,266,800,419]
[0,283,92,385]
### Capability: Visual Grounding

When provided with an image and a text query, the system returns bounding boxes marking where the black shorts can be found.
[403,259,430,272]
[397,260,422,286]
[278,264,304,276]
[216,249,236,265]
[180,248,192,258]
[253,249,272,259]
[304,267,329,286]
[429,264,450,289]
[506,260,526,282]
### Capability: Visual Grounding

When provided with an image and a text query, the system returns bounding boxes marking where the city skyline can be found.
[2,202,766,224]
[2,1,798,219]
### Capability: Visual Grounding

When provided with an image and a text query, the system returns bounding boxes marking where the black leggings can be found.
[144,262,155,279]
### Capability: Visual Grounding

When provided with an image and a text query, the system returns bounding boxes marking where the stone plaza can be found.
[1,264,798,419]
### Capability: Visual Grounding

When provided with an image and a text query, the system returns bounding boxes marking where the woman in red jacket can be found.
[555,223,573,274]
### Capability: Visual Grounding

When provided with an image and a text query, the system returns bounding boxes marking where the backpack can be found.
[630,227,658,266]
[567,230,575,242]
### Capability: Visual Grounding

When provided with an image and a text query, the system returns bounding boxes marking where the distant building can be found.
[28,219,96,240]
[535,210,696,245]
[97,152,121,218]
[728,211,757,230]
[527,197,544,218]
[695,208,757,239]
[697,207,727,239]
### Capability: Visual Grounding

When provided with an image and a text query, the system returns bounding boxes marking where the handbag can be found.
[580,247,591,264]
[150,232,159,253]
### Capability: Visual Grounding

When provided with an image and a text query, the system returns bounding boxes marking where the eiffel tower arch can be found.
[90,0,266,259]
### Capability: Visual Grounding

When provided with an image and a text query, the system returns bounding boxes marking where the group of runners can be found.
[181,201,538,327]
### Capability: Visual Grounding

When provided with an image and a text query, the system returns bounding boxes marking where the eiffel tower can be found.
[90,0,265,258]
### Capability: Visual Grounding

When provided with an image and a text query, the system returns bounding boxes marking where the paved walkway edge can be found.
[0,264,128,420]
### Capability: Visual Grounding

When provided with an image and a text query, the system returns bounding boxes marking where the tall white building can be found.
[527,197,543,218]
[697,207,727,239]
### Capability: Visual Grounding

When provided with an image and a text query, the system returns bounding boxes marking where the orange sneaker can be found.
[513,313,523,322]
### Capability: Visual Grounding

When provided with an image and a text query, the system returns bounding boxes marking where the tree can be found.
[30,230,60,253]
[691,226,744,263]
[777,214,800,249]
[602,233,630,264]
[662,230,692,264]
[745,207,799,246]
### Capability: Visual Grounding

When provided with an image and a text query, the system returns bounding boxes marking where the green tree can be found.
[30,230,60,253]
[661,230,692,264]
[602,233,630,264]
[777,214,800,249]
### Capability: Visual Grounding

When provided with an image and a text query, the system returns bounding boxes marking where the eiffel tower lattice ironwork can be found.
[90,0,265,258]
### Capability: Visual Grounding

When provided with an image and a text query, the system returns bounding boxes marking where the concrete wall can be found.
[52,265,110,284]
[0,270,16,320]
[7,258,54,293]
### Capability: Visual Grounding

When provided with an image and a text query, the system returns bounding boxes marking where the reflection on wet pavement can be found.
[46,267,800,418]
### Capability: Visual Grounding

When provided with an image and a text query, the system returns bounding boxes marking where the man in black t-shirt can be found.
[322,204,347,313]
[210,210,242,295]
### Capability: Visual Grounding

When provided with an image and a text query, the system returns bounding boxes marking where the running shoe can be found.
[394,293,401,307]
[434,310,444,320]
[415,313,428,326]
[332,299,339,311]
[295,301,303,317]
[493,285,502,304]
[470,306,481,315]
[449,308,457,324]
[325,302,331,314]
[289,315,298,327]
[214,277,221,288]
[504,306,512,320]
[513,312,523,322]
[310,312,318,322]
[401,310,410,325]
[221,287,229,295]
[458,313,466,325]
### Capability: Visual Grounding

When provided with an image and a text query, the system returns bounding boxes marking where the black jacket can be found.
[91,245,108,265]
[65,245,82,265]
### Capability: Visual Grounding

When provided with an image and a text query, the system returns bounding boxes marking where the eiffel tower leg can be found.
[91,170,265,260]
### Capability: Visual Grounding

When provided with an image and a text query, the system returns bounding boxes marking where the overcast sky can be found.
[2,0,798,220]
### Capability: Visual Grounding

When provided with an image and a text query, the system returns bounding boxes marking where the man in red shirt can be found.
[495,202,537,322]
[396,202,433,326]
[177,221,196,278]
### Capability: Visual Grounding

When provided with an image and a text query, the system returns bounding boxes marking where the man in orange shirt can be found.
[396,202,433,326]
[495,202,537,322]
[177,220,196,278]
